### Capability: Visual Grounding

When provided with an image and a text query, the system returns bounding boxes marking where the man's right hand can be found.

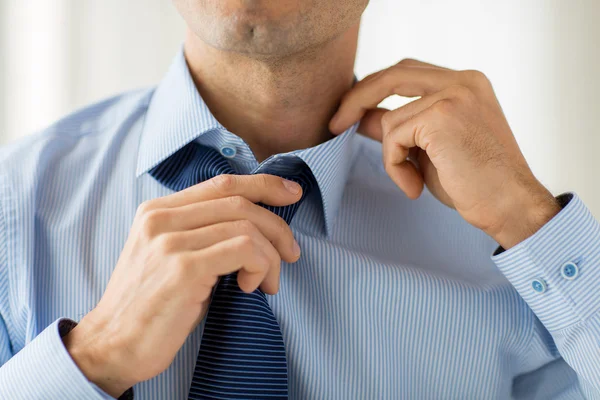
[62,174,303,397]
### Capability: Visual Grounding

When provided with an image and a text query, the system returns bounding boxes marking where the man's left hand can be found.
[330,59,560,249]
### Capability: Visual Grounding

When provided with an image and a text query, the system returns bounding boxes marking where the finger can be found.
[382,141,424,200]
[378,86,466,138]
[380,103,454,199]
[330,66,461,133]
[191,235,272,293]
[161,196,299,263]
[385,100,458,157]
[417,150,454,208]
[359,69,386,84]
[358,107,389,141]
[148,174,303,209]
[259,253,282,295]
[397,58,453,71]
[161,220,282,294]
[358,87,454,143]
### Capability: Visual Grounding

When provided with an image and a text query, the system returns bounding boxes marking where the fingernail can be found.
[283,179,301,194]
[292,240,301,257]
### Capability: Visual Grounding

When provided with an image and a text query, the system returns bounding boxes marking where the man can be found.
[0,1,598,399]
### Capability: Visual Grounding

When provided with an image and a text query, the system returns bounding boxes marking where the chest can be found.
[26,178,532,399]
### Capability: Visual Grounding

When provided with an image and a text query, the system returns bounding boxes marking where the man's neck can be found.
[184,25,359,162]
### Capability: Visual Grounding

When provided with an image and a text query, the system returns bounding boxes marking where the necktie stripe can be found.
[197,375,287,384]
[199,341,286,350]
[199,333,290,344]
[192,361,290,371]
[189,387,289,396]
[149,142,315,400]
[191,385,290,393]
[188,387,289,398]
[193,366,288,376]
[208,303,277,314]
[200,348,287,356]
[205,321,287,332]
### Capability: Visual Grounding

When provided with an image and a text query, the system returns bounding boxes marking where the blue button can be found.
[220,145,237,159]
[531,278,547,294]
[561,261,579,280]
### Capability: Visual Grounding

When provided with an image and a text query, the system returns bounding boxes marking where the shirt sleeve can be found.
[0,190,130,399]
[492,193,600,393]
[512,316,595,399]
[0,318,122,400]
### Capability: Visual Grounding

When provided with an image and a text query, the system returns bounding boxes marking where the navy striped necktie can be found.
[149,142,316,400]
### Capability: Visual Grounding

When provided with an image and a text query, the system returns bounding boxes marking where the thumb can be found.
[356,107,389,142]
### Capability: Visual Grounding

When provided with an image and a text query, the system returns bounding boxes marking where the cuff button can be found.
[561,261,579,281]
[532,278,547,294]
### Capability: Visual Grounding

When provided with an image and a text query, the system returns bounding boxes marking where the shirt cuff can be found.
[0,318,118,399]
[59,320,134,400]
[492,193,600,332]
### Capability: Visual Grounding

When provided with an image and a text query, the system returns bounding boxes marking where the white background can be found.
[1,0,599,214]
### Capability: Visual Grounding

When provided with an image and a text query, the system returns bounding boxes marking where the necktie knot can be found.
[150,143,316,225]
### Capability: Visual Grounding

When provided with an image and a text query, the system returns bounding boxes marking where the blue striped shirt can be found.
[0,50,599,399]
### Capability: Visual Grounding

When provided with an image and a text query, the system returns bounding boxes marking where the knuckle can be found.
[268,246,282,265]
[175,254,193,271]
[275,217,292,239]
[448,84,473,100]
[361,70,383,84]
[462,69,491,90]
[136,200,156,216]
[397,58,416,66]
[255,174,271,189]
[232,219,256,235]
[211,174,236,194]
[259,252,271,270]
[433,98,456,115]
[381,69,399,90]
[139,209,166,239]
[235,235,255,253]
[155,234,177,254]
[228,195,250,211]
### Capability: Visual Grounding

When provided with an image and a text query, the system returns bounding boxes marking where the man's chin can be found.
[205,24,301,58]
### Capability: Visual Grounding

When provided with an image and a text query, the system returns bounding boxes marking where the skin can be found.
[177,0,366,160]
[64,1,560,397]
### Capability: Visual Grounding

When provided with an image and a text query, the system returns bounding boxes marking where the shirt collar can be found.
[136,49,358,236]
[293,126,357,236]
[136,50,224,176]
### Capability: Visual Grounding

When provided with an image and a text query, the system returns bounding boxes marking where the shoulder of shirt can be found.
[0,87,154,187]
[0,87,155,222]
[0,87,154,165]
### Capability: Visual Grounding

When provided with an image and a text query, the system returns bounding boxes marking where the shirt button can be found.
[531,278,547,294]
[560,261,579,280]
[220,145,237,159]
